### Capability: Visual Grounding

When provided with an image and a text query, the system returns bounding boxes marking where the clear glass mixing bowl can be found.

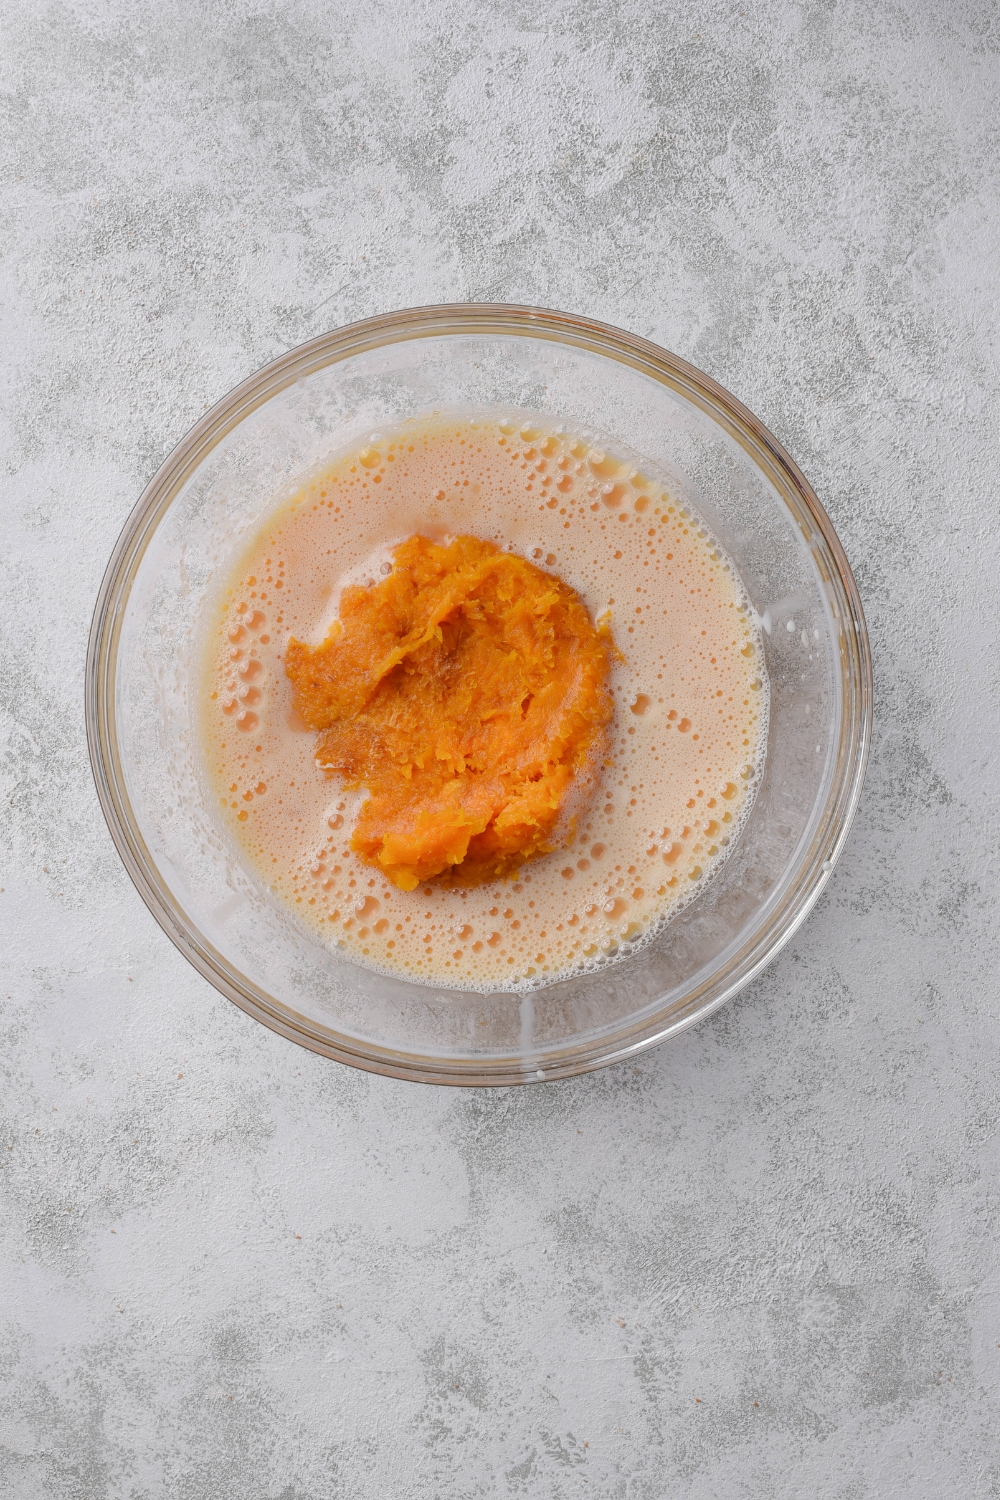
[86,305,871,1084]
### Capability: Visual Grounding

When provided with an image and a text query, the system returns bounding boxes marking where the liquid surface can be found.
[201,413,768,991]
[286,533,616,891]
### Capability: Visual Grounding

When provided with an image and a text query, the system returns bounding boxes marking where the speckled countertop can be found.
[2,2,999,1495]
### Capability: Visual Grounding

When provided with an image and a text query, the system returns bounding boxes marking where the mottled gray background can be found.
[2,0,999,1495]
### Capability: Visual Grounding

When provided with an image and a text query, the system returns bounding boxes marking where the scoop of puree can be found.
[285,534,616,890]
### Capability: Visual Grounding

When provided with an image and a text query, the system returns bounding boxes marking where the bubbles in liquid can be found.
[201,413,769,993]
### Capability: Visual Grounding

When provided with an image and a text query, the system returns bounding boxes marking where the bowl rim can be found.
[86,302,872,1085]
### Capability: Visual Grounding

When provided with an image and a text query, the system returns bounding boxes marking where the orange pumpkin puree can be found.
[284,533,616,891]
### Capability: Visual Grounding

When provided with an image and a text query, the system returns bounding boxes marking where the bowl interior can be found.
[91,308,869,1083]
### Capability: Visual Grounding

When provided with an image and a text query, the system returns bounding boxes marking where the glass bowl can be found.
[86,305,871,1085]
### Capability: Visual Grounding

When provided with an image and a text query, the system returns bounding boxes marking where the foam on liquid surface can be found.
[200,413,769,992]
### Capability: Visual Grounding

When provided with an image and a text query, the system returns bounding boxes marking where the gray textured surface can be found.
[2,0,999,1494]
